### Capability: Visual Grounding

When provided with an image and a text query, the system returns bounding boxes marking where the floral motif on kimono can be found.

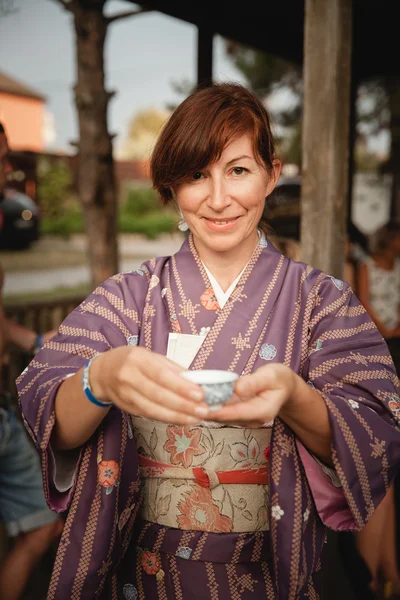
[388,394,400,419]
[271,504,284,521]
[141,550,161,574]
[164,425,206,468]
[123,583,138,599]
[149,274,160,290]
[98,459,119,495]
[177,485,233,532]
[171,312,183,333]
[127,334,138,346]
[118,503,135,531]
[200,287,220,311]
[175,546,192,560]
[259,343,277,360]
[329,276,344,290]
[133,265,148,276]
[230,435,262,468]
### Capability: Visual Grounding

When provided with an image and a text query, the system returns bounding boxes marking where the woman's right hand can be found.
[90,347,208,425]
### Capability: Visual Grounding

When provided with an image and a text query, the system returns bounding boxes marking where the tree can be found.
[52,0,149,287]
[0,0,17,16]
[225,41,302,103]
[37,156,73,219]
[225,43,399,186]
[165,78,195,112]
[225,42,303,164]
[117,107,171,160]
[352,75,400,219]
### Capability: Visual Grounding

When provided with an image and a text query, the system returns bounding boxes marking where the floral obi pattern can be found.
[131,416,272,533]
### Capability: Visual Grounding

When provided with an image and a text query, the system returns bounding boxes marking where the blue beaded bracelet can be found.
[82,358,113,408]
[32,333,44,355]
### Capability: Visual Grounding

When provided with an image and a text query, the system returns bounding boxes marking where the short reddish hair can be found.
[150,83,277,204]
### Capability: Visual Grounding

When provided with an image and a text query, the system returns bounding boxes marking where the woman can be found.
[17,84,400,600]
[356,223,400,595]
[358,222,400,370]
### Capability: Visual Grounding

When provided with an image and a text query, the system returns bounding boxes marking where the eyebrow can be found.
[225,154,253,166]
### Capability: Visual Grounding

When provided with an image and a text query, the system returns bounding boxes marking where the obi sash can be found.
[132,416,271,533]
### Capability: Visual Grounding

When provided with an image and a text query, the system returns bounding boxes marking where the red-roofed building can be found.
[0,70,45,152]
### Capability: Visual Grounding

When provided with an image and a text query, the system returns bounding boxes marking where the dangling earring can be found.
[178,208,189,232]
[178,218,189,232]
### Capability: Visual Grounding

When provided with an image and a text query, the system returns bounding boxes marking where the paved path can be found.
[4,258,145,295]
[4,234,184,296]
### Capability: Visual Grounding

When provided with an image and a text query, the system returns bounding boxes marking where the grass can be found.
[118,212,176,239]
[40,187,178,239]
[41,212,177,239]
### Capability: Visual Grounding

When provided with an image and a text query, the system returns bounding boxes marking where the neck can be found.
[193,231,259,292]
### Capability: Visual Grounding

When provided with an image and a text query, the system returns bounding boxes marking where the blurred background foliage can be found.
[39,172,177,240]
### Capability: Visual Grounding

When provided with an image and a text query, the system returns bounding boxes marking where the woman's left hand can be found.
[208,363,298,427]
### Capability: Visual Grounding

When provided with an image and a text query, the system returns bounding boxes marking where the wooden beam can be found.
[106,7,150,25]
[300,0,352,278]
[197,26,213,88]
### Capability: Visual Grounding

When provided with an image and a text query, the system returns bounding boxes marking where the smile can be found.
[203,216,240,231]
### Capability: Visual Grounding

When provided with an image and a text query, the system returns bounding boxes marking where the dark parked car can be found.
[264,175,302,240]
[264,175,369,253]
[0,187,40,250]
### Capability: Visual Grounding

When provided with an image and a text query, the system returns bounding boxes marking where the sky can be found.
[0,0,247,155]
[0,0,389,157]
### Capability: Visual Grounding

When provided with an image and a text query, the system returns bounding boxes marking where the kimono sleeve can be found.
[300,275,400,531]
[16,271,147,512]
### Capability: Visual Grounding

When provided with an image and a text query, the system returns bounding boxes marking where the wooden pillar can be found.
[300,0,353,278]
[347,74,357,228]
[197,26,213,88]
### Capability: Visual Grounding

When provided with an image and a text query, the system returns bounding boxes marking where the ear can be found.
[265,159,282,197]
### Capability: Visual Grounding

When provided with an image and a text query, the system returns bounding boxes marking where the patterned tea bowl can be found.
[182,370,239,411]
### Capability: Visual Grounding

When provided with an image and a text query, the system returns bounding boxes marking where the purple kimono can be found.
[17,235,400,599]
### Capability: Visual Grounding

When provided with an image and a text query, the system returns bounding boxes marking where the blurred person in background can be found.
[355,222,400,597]
[0,122,62,600]
[344,223,370,294]
[358,222,400,370]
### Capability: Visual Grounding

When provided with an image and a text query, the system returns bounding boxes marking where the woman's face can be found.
[175,134,281,258]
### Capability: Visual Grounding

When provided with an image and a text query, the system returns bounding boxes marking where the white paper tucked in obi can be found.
[167,333,205,369]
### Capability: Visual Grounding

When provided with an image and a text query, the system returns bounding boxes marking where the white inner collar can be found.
[202,263,246,309]
[200,231,263,308]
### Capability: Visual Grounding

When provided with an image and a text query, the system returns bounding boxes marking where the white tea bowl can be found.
[182,369,239,410]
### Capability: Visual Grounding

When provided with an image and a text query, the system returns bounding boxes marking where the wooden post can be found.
[388,77,400,223]
[301,0,353,278]
[347,74,357,227]
[197,26,213,88]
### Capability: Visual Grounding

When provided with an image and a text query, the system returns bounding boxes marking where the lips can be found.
[203,216,240,231]
[203,217,239,223]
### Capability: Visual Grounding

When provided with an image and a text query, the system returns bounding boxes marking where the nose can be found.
[206,176,231,212]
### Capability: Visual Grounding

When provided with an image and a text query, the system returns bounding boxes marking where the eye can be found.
[232,167,247,175]
[192,172,203,180]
